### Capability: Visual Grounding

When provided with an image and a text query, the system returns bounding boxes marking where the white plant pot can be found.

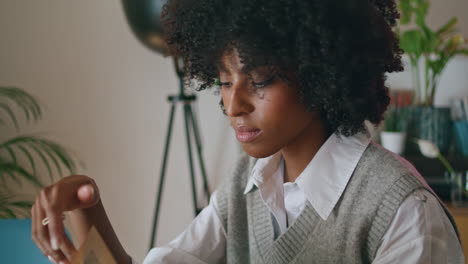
[380,131,407,155]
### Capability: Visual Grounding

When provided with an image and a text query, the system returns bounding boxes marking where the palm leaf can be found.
[0,161,43,187]
[3,144,18,165]
[27,143,55,183]
[30,139,64,178]
[0,135,79,182]
[10,201,33,218]
[1,86,42,121]
[16,144,38,180]
[0,86,42,124]
[0,102,20,131]
[0,192,33,219]
[0,154,21,187]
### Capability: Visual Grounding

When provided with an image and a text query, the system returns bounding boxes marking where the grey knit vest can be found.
[215,143,459,264]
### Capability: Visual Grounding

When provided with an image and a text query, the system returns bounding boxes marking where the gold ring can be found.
[41,214,66,226]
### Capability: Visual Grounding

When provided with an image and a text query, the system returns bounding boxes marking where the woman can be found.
[32,0,464,263]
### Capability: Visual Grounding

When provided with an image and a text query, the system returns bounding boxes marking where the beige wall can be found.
[0,1,239,261]
[0,0,467,262]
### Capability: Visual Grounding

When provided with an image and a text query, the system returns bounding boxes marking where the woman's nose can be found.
[224,85,255,117]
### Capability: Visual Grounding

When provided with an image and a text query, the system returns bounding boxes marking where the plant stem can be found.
[424,56,430,106]
[411,57,421,105]
[429,68,442,106]
[437,153,455,174]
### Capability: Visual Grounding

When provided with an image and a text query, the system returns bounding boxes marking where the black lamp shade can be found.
[121,0,169,55]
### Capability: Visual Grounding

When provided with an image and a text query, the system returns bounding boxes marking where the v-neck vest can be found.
[215,143,459,264]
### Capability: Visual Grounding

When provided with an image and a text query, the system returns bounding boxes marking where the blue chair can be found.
[0,218,50,264]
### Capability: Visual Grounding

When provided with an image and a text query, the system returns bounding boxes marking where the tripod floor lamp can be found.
[121,0,211,250]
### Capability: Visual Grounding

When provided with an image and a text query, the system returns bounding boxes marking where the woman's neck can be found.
[281,120,330,183]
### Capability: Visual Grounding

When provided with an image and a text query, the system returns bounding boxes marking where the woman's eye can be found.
[219,81,232,88]
[251,76,274,89]
[252,81,268,89]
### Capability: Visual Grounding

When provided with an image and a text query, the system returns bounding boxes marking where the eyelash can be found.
[219,82,231,88]
[252,77,274,88]
[219,76,275,89]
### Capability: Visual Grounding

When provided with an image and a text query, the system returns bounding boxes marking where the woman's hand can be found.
[31,175,100,264]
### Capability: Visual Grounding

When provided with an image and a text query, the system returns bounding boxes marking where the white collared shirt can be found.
[141,133,464,264]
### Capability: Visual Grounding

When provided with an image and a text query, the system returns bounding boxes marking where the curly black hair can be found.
[162,0,403,136]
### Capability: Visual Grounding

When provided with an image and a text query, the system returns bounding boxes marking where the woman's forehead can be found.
[218,49,275,76]
[218,49,244,73]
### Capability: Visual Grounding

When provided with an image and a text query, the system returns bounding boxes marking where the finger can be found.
[77,183,96,205]
[46,210,75,262]
[48,255,58,264]
[32,201,49,257]
[58,233,77,261]
[31,203,47,256]
[49,251,67,264]
[35,202,66,262]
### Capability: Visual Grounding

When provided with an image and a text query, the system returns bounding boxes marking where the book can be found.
[71,226,117,264]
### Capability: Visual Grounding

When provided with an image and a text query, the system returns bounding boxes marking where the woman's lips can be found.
[235,126,262,143]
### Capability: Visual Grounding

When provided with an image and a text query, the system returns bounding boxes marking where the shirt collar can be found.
[243,132,371,221]
[243,152,282,195]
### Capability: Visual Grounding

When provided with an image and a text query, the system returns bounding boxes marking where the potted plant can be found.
[397,0,468,153]
[381,105,411,155]
[0,86,82,218]
[380,89,413,154]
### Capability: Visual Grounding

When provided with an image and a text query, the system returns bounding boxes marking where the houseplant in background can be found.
[0,86,81,218]
[397,0,468,154]
[381,90,412,155]
[0,86,82,263]
[415,138,468,207]
[381,106,410,155]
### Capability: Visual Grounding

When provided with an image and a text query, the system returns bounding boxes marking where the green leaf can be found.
[0,162,43,187]
[10,201,33,208]
[31,140,64,177]
[399,0,413,25]
[38,137,77,174]
[400,30,424,56]
[3,145,17,165]
[0,135,79,182]
[0,147,21,187]
[0,136,59,181]
[0,161,19,191]
[0,87,43,124]
[0,102,20,131]
[27,142,55,183]
[2,207,16,218]
[0,191,33,219]
[16,144,38,179]
[436,17,458,35]
[420,26,439,52]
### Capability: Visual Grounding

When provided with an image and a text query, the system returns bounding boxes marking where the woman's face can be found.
[219,49,322,158]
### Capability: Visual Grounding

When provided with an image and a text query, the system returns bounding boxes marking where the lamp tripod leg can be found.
[183,103,200,215]
[149,102,176,249]
[186,104,211,202]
